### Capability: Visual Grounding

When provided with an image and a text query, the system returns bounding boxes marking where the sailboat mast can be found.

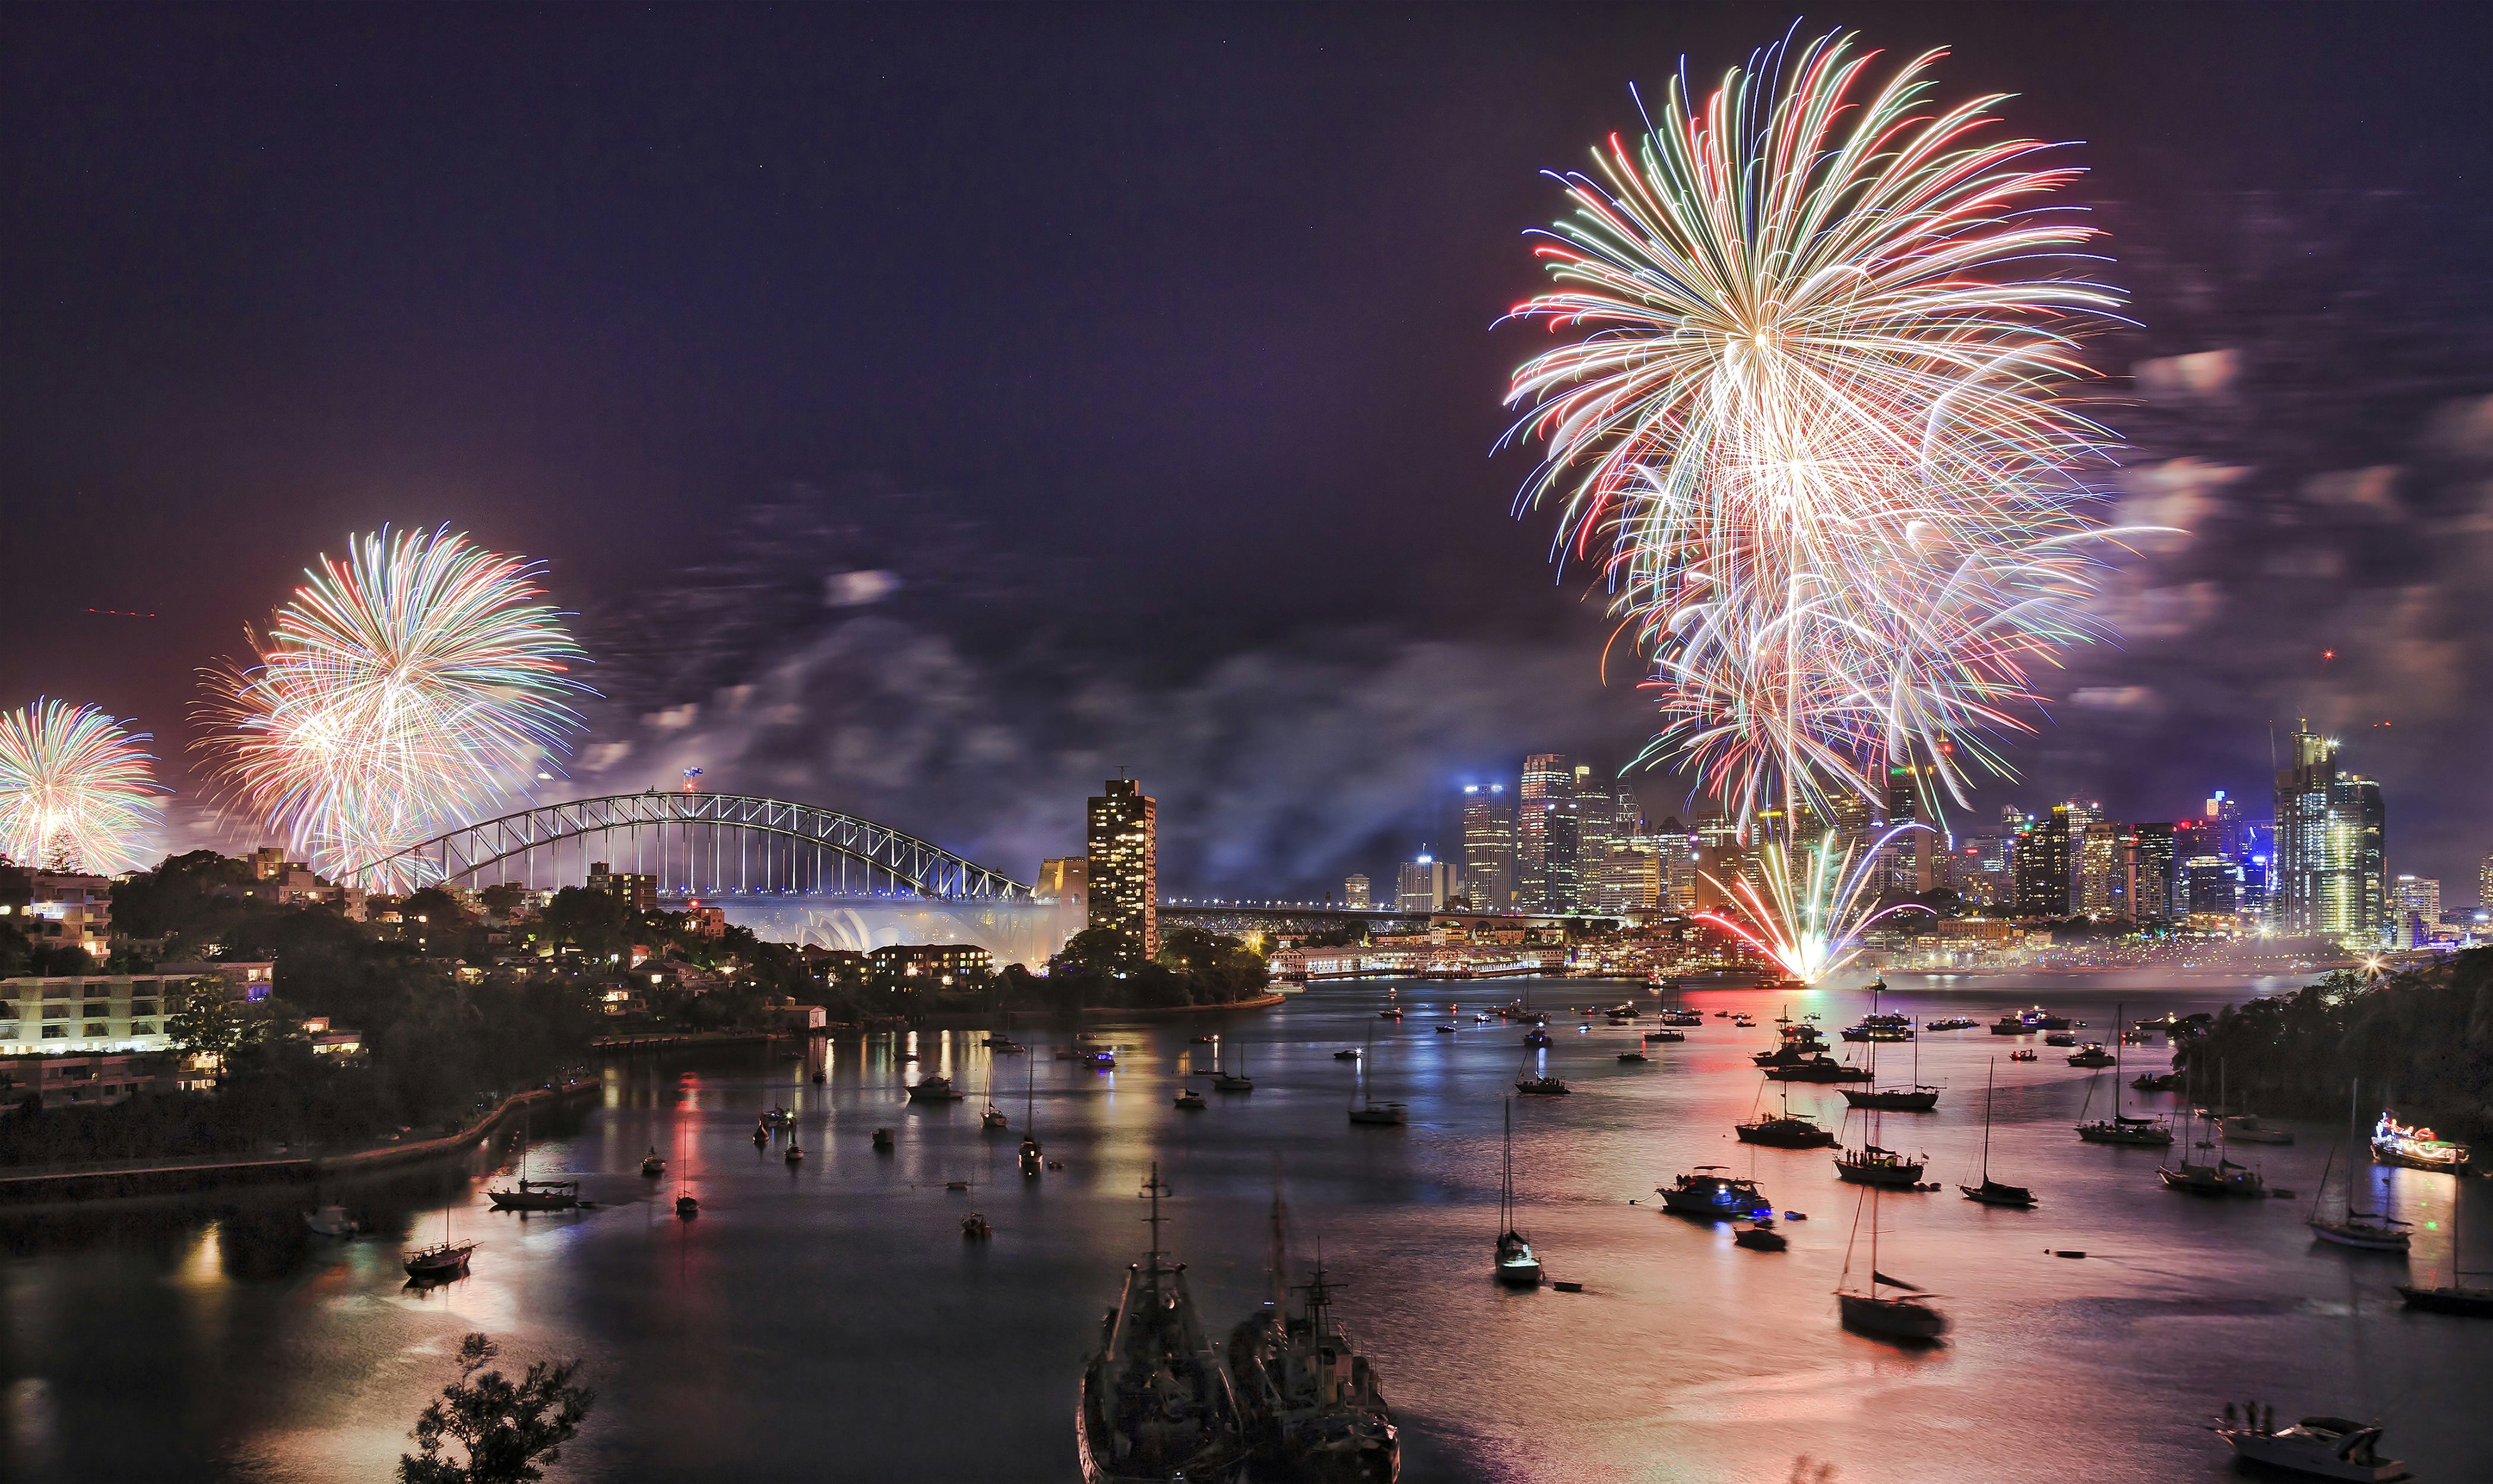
[1981,1058,1995,1182]
[2347,1076,2359,1224]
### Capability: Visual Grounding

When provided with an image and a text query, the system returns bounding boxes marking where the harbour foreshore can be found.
[0,1076,600,1205]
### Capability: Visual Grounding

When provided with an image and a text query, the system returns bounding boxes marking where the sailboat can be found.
[403,1198,475,1280]
[1019,1057,1044,1177]
[1737,1080,1836,1148]
[2309,1079,2410,1252]
[1075,1165,1247,1484]
[1841,1020,1938,1112]
[487,1112,581,1211]
[1830,997,1923,1184]
[1212,1041,1255,1093]
[982,1041,1012,1130]
[1837,1182,1946,1343]
[1348,1019,1405,1125]
[2077,1002,2174,1146]
[639,1146,666,1177]
[2158,1082,2265,1197]
[1960,1058,2036,1206]
[1493,1100,1541,1287]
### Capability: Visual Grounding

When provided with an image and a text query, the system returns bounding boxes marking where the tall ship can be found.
[1226,1193,1399,1483]
[1076,1166,1246,1484]
[2372,1111,2470,1173]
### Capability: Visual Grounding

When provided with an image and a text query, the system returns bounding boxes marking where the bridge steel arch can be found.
[356,791,1031,902]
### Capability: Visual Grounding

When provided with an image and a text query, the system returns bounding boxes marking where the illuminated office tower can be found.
[1461,784,1515,911]
[1086,776,1158,958]
[2014,803,2090,918]
[2275,722,2387,940]
[1653,819,1696,910]
[1572,765,1613,910]
[1396,852,1458,912]
[2481,852,2493,914]
[1515,753,1569,912]
[2391,875,2439,946]
[1342,874,1371,909]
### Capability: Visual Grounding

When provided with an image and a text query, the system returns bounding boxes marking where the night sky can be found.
[7,4,2493,895]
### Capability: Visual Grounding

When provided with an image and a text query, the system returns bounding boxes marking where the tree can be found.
[400,1333,595,1484]
[479,883,529,920]
[164,980,243,1063]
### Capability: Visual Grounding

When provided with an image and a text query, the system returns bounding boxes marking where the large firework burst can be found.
[0,698,166,874]
[1504,30,2130,830]
[201,526,590,890]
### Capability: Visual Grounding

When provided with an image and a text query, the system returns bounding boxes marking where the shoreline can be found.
[0,1077,600,1206]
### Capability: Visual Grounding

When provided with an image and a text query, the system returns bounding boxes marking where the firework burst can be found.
[0,698,166,874]
[201,526,590,890]
[1694,823,1934,984]
[1504,30,2132,829]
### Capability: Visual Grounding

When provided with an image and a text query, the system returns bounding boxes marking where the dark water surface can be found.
[5,974,2488,1483]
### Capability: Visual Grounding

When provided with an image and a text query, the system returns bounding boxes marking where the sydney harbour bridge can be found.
[359,789,1078,962]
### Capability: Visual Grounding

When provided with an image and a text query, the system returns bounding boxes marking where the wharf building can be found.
[1086,776,1160,958]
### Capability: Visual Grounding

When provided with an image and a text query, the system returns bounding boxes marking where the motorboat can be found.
[759,1106,796,1127]
[2218,1415,2409,1482]
[1732,1219,1788,1252]
[1922,1016,1978,1032]
[982,1105,1011,1130]
[1333,1048,1361,1060]
[2066,1042,2115,1068]
[908,1074,966,1104]
[1656,1168,1772,1221]
[1347,1100,1405,1125]
[303,1204,359,1238]
[1515,1075,1569,1096]
[1988,1016,2029,1036]
[784,1140,804,1163]
[1075,1166,1247,1484]
[2372,1111,2470,1172]
[674,1194,699,1218]
[1839,1014,1914,1043]
[2019,1008,2072,1030]
[1522,1029,1551,1048]
[2043,1031,2079,1048]
[1617,1050,1648,1063]
[2009,1049,2039,1063]
[962,1213,993,1241]
[872,1127,895,1150]
[1175,1087,1207,1110]
[639,1148,666,1177]
[1645,1028,1686,1043]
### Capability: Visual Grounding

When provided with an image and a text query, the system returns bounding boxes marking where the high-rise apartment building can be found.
[1461,784,1516,912]
[2128,823,2175,924]
[1086,777,1158,957]
[2013,804,2086,918]
[2391,875,2441,946]
[1515,753,1569,911]
[2275,722,2387,940]
[1342,874,1371,909]
[2079,820,2127,918]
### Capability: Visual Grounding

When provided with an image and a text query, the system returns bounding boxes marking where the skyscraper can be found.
[2391,875,2441,946]
[2079,819,2126,918]
[2275,722,2387,940]
[2128,823,2175,924]
[2481,852,2493,914]
[1655,817,1696,911]
[1342,874,1371,909]
[1572,765,1614,911]
[1086,777,1158,958]
[1396,852,1458,912]
[1461,784,1516,911]
[1516,753,1569,911]
[2013,804,2082,918]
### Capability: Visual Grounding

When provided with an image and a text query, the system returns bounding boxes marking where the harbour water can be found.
[4,974,2487,1482]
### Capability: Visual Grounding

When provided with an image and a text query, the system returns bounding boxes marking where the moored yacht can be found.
[2371,1111,2469,1172]
[1493,1101,1541,1287]
[2217,1414,2409,1482]
[1656,1168,1772,1220]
